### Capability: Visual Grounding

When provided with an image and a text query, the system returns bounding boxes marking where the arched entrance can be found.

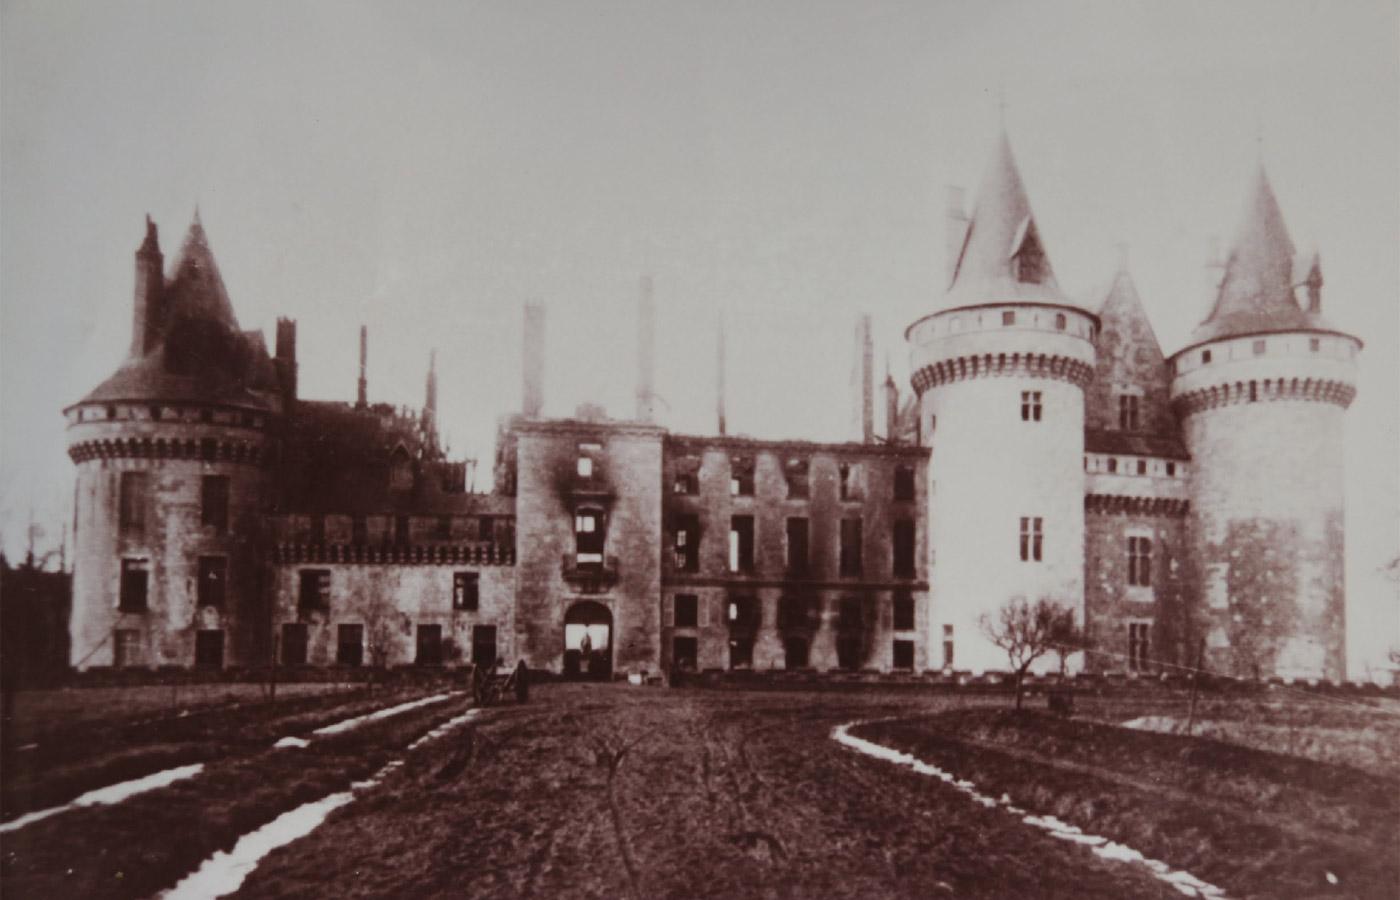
[563,600,612,680]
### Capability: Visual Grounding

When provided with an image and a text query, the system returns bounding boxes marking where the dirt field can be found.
[3,683,1393,899]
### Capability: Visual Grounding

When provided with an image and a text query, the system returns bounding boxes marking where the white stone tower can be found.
[906,133,1098,672]
[1169,166,1358,681]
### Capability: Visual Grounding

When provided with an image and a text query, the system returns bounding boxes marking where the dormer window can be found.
[389,447,413,492]
[1012,221,1048,284]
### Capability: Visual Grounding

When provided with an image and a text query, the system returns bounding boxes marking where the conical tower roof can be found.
[1188,166,1329,345]
[163,212,239,330]
[944,132,1068,307]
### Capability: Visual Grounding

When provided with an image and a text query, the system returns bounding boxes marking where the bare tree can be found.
[359,590,405,694]
[979,596,1076,711]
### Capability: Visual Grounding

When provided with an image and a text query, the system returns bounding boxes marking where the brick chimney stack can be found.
[853,314,874,443]
[275,318,297,402]
[130,215,164,358]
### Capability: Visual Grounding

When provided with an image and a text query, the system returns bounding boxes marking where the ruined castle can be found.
[65,132,1359,681]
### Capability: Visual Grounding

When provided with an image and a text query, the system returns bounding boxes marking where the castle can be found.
[65,132,1359,681]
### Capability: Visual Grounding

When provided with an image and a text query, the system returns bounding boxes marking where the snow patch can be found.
[311,692,458,736]
[273,736,310,749]
[0,763,205,834]
[832,722,1229,899]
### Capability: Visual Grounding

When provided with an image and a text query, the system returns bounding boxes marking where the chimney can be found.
[275,318,298,401]
[945,187,968,288]
[130,215,164,358]
[423,349,438,450]
[884,361,899,446]
[522,301,545,418]
[356,325,369,409]
[853,314,874,443]
[636,275,656,423]
[716,312,727,436]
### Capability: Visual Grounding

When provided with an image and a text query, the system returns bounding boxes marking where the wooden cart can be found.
[472,659,530,707]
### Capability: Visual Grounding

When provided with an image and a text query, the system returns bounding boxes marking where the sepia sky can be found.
[3,0,1397,672]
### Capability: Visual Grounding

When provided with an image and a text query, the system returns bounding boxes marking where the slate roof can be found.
[1083,428,1189,461]
[1187,166,1336,346]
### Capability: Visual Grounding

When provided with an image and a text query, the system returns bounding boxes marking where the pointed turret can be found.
[130,215,165,358]
[423,348,439,452]
[1189,166,1327,344]
[164,211,239,331]
[1085,260,1182,446]
[944,131,1065,306]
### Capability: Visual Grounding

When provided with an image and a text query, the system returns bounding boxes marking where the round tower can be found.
[66,215,286,670]
[1169,168,1358,682]
[907,133,1098,673]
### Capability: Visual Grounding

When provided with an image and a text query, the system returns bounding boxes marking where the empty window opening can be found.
[416,624,443,666]
[1202,349,1212,364]
[472,625,498,669]
[893,591,915,631]
[119,558,149,612]
[729,516,755,573]
[1136,459,1147,476]
[201,475,230,534]
[726,594,760,629]
[575,508,605,566]
[779,594,816,631]
[453,572,480,611]
[893,639,915,670]
[784,636,809,669]
[1021,391,1042,422]
[1128,537,1152,587]
[114,629,143,668]
[577,456,594,478]
[1107,458,1118,474]
[784,458,810,499]
[478,516,495,543]
[942,624,955,669]
[1128,622,1151,671]
[674,514,700,572]
[730,457,754,496]
[195,630,225,668]
[893,519,916,578]
[119,471,148,536]
[894,465,916,501]
[674,594,699,629]
[673,458,700,495]
[786,517,809,575]
[336,624,364,666]
[1119,395,1140,431]
[729,635,755,670]
[1166,462,1176,477]
[299,569,331,612]
[672,636,698,671]
[281,623,308,666]
[1019,517,1043,562]
[197,556,227,608]
[840,518,863,576]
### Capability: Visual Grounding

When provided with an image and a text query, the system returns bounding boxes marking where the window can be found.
[1001,310,1016,326]
[779,594,815,630]
[201,438,218,462]
[576,508,604,566]
[1309,337,1321,352]
[416,624,443,666]
[1136,459,1147,476]
[673,472,698,495]
[577,442,602,479]
[434,516,452,540]
[453,572,479,611]
[1119,395,1140,431]
[674,594,698,628]
[1107,458,1118,474]
[194,630,224,668]
[786,517,809,575]
[894,465,916,501]
[118,472,148,536]
[281,623,308,665]
[298,569,330,611]
[673,514,700,572]
[1249,380,1258,402]
[729,635,754,670]
[1128,622,1151,671]
[197,556,227,608]
[1019,517,1043,562]
[352,515,368,544]
[1202,349,1212,364]
[201,475,230,534]
[840,518,863,576]
[472,625,498,668]
[1021,391,1042,422]
[784,636,809,668]
[394,515,410,546]
[310,515,326,545]
[893,519,915,578]
[839,463,861,501]
[942,624,954,669]
[1166,462,1176,477]
[119,558,149,612]
[114,629,142,667]
[577,456,593,477]
[726,595,760,628]
[730,457,754,496]
[784,458,809,499]
[893,640,915,670]
[1055,313,1067,330]
[729,516,755,573]
[1252,339,1267,356]
[1128,536,1152,587]
[337,624,364,666]
[477,516,496,543]
[893,592,915,631]
[389,449,413,491]
[673,636,698,671]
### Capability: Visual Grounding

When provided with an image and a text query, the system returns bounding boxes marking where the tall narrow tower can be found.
[1168,166,1358,681]
[906,132,1098,672]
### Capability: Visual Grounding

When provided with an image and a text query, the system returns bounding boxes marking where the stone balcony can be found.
[561,553,620,593]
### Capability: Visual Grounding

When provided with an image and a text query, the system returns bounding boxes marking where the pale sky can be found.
[3,0,1397,674]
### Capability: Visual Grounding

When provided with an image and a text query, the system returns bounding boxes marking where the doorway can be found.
[563,600,612,680]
